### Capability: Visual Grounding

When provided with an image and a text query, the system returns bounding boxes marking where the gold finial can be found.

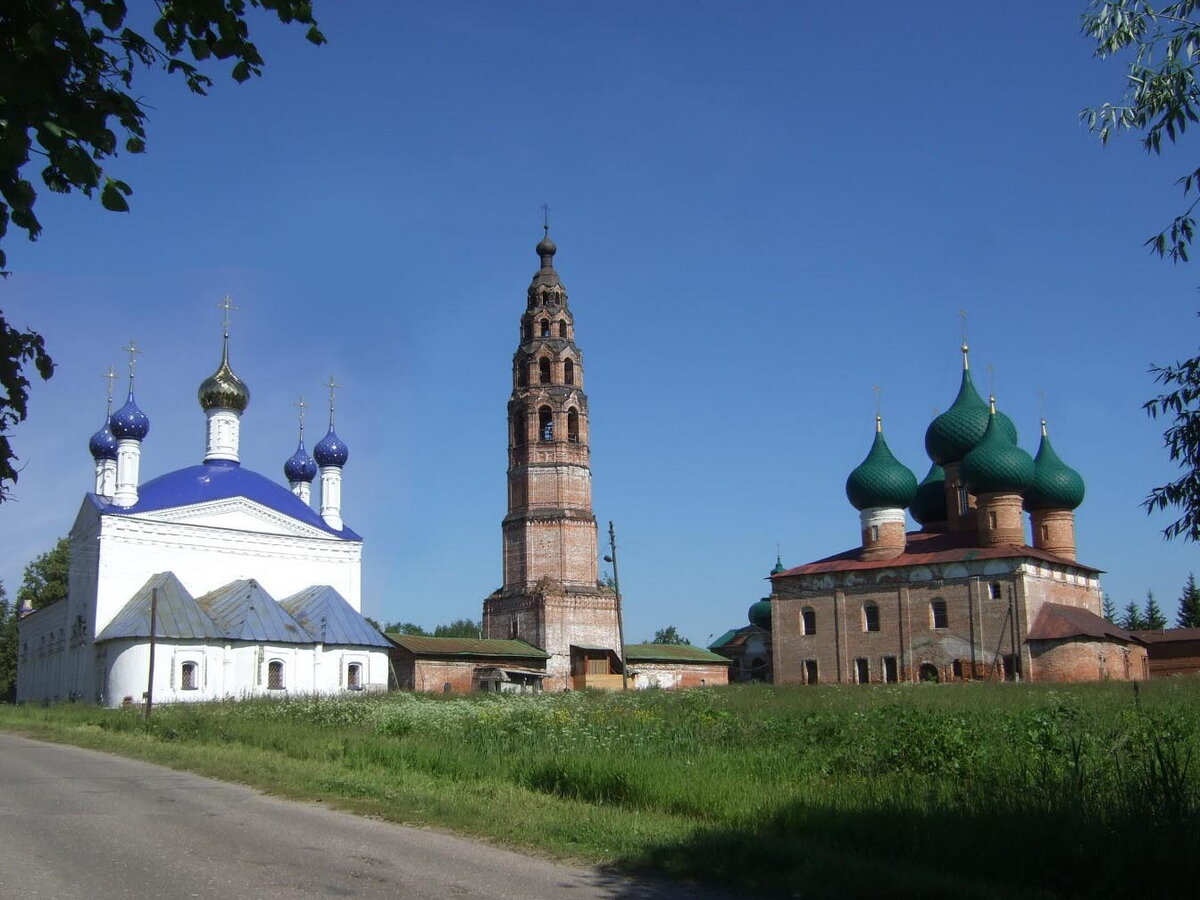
[326,375,340,427]
[958,309,970,369]
[102,366,117,414]
[872,384,883,429]
[1041,418,1048,437]
[121,339,141,382]
[988,394,997,415]
[294,396,308,437]
[217,294,237,340]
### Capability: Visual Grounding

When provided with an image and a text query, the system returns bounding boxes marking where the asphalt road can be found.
[0,733,725,900]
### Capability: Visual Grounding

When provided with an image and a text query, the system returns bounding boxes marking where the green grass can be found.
[3,680,1199,898]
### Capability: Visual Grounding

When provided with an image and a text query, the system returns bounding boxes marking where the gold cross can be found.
[101,366,117,412]
[872,384,883,419]
[217,294,238,337]
[121,340,141,378]
[540,203,551,235]
[326,375,340,424]
[294,396,308,435]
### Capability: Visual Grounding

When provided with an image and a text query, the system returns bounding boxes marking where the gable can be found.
[124,496,338,539]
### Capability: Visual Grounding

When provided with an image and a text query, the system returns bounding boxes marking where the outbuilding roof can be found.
[1027,603,1139,643]
[385,635,550,659]
[624,643,731,664]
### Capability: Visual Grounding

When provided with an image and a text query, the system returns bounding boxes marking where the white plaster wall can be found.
[93,509,361,634]
[14,602,69,703]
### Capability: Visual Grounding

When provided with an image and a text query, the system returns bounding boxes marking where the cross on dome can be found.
[122,339,141,381]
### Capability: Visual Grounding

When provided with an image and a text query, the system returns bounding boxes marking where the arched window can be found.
[919,662,940,683]
[863,602,880,632]
[567,408,579,443]
[539,358,551,384]
[347,663,362,691]
[563,358,574,385]
[930,598,948,629]
[540,319,550,336]
[513,411,526,446]
[801,607,816,635]
[989,582,1003,600]
[538,406,554,442]
[951,659,964,679]
[516,359,528,388]
[181,661,198,691]
[267,660,285,690]
[558,321,568,337]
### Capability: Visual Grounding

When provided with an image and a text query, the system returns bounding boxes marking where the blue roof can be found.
[281,585,390,647]
[314,427,349,467]
[110,390,150,440]
[195,579,312,643]
[96,572,223,641]
[100,459,360,540]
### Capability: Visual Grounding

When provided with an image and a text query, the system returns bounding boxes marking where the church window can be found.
[347,663,362,691]
[509,619,519,639]
[931,599,948,629]
[558,321,568,337]
[952,659,964,679]
[855,658,870,684]
[1040,524,1049,543]
[989,581,1003,600]
[267,660,285,690]
[863,602,880,632]
[869,525,880,543]
[958,487,970,515]
[988,510,997,529]
[524,321,533,339]
[919,662,940,682]
[567,408,580,443]
[883,656,898,683]
[540,319,550,337]
[181,661,198,691]
[538,406,554,441]
[539,358,551,384]
[804,659,818,684]
[801,607,816,635]
[563,358,574,385]
[517,361,528,388]
[513,411,527,446]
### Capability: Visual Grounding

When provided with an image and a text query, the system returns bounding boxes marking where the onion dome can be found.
[846,416,918,510]
[960,400,1035,494]
[536,233,557,261]
[284,438,317,483]
[748,598,772,631]
[88,421,118,460]
[313,427,349,467]
[910,462,948,527]
[925,346,1017,465]
[770,554,786,576]
[1024,421,1086,511]
[109,390,150,440]
[198,338,250,413]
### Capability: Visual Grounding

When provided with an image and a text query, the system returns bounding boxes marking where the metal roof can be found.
[624,643,731,664]
[707,629,740,650]
[1027,603,1141,643]
[195,579,311,643]
[96,572,223,641]
[281,585,390,647]
[386,635,550,659]
[99,459,361,540]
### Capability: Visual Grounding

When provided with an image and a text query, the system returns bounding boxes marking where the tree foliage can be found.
[1144,589,1169,629]
[1120,599,1148,631]
[433,618,481,638]
[0,584,17,703]
[1082,1,1200,539]
[1178,571,1200,625]
[1103,593,1118,622]
[0,1,323,499]
[650,626,691,645]
[383,621,429,636]
[16,537,69,612]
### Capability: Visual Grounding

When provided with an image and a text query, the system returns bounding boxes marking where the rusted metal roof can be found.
[1027,603,1139,643]
[775,530,1102,577]
[385,635,550,659]
[1130,627,1200,644]
[624,643,731,664]
[96,572,223,641]
[280,585,390,647]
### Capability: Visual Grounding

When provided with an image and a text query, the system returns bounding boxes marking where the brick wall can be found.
[1029,638,1148,682]
[633,662,729,689]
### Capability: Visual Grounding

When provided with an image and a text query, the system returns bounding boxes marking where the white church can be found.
[16,322,391,706]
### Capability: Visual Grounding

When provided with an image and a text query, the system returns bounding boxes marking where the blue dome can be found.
[109,392,150,440]
[313,428,349,467]
[88,422,118,460]
[284,439,318,483]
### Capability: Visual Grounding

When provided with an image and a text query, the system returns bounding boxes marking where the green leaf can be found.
[125,137,145,154]
[231,60,251,83]
[100,179,130,212]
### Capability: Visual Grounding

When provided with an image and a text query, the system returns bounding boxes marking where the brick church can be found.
[764,344,1147,685]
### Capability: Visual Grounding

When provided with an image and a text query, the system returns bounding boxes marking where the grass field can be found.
[2,680,1198,898]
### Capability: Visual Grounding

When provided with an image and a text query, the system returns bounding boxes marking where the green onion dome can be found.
[960,400,1035,495]
[909,462,948,527]
[1023,421,1085,511]
[198,338,250,413]
[748,598,772,631]
[846,416,918,510]
[925,348,1017,465]
[770,554,786,576]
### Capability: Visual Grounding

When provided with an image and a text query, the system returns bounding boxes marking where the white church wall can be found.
[93,514,361,635]
[15,601,69,703]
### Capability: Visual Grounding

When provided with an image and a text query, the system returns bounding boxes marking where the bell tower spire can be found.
[484,227,620,690]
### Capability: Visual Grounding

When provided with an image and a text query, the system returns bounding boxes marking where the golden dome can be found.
[198,339,250,412]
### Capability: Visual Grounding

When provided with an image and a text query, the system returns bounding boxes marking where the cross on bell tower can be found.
[483,228,620,690]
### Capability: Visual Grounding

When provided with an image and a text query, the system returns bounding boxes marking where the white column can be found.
[112,438,141,507]
[290,481,312,504]
[205,407,242,462]
[320,465,343,530]
[94,459,117,499]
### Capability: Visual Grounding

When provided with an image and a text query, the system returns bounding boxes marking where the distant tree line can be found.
[1103,573,1200,631]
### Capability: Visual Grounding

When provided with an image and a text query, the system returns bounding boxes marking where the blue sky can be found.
[2,1,1199,641]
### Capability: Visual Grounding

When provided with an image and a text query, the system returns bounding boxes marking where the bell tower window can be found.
[563,359,574,385]
[567,408,579,443]
[538,406,554,441]
[540,319,550,337]
[539,358,551,384]
[558,321,568,337]
[512,411,526,446]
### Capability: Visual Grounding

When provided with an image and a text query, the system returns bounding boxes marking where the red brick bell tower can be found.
[482,228,621,690]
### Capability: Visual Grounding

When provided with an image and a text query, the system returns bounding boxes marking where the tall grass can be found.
[3,681,1198,898]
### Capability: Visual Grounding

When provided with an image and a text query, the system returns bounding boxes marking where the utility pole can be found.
[144,586,157,720]
[604,520,629,690]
